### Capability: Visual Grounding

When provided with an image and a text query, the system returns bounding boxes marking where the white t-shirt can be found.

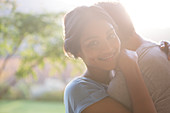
[108,42,170,113]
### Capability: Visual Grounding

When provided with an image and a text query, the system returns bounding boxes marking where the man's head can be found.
[96,2,135,43]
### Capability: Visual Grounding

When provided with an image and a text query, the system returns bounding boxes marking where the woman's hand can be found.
[159,40,170,60]
[118,49,138,72]
[117,49,157,113]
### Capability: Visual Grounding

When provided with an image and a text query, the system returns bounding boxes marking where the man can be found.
[97,2,170,113]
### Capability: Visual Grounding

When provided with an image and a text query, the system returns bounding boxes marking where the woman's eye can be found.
[108,34,116,40]
[87,41,98,47]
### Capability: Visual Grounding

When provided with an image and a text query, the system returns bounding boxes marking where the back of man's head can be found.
[96,2,135,43]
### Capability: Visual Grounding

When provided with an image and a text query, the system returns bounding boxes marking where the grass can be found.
[0,99,65,113]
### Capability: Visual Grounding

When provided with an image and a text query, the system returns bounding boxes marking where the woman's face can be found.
[79,19,121,70]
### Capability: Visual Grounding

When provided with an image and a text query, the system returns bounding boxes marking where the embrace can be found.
[63,2,170,113]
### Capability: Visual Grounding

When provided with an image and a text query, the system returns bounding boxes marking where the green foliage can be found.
[0,1,84,80]
[0,100,65,113]
[0,80,30,99]
[0,0,70,78]
[35,91,64,102]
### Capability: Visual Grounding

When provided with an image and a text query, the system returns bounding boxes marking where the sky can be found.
[15,0,170,32]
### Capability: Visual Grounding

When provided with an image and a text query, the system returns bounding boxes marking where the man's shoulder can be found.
[137,41,167,62]
[136,41,170,78]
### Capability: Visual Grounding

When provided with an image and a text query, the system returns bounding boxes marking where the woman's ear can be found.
[76,51,83,58]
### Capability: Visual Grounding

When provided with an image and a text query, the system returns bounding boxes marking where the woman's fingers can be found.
[159,41,170,60]
[168,46,170,60]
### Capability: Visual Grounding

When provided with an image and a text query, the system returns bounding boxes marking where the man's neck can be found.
[122,32,146,51]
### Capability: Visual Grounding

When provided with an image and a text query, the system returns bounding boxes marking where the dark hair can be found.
[63,5,117,58]
[96,2,135,43]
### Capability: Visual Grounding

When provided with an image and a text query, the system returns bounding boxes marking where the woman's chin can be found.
[102,65,116,71]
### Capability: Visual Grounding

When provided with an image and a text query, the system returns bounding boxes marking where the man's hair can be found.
[96,2,135,43]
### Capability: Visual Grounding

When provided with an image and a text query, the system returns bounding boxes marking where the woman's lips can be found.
[98,55,114,61]
[98,50,118,61]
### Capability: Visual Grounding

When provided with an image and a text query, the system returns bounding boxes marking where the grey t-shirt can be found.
[108,42,170,113]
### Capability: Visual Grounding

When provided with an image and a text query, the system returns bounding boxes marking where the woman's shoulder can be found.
[64,76,109,113]
[65,76,107,95]
[64,76,87,95]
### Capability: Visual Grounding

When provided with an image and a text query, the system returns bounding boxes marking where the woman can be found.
[63,5,157,113]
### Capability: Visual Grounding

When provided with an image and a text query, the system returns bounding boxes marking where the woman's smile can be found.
[98,55,114,61]
[79,19,121,70]
[98,49,119,61]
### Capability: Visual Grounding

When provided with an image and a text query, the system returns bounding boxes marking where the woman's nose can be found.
[101,40,114,54]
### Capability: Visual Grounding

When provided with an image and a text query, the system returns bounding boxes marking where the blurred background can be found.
[0,0,170,113]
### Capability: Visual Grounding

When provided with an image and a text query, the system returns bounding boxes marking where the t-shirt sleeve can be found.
[64,78,109,113]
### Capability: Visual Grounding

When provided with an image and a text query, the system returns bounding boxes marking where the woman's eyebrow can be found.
[106,28,115,34]
[83,36,98,42]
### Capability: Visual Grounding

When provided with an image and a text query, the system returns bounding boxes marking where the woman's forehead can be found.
[80,20,115,40]
[83,19,114,33]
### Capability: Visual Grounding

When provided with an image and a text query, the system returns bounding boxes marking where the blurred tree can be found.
[0,0,72,98]
[0,0,85,98]
[0,0,68,79]
[0,0,83,98]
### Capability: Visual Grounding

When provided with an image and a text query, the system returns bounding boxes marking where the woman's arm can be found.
[82,49,157,113]
[82,97,131,113]
[118,49,157,113]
